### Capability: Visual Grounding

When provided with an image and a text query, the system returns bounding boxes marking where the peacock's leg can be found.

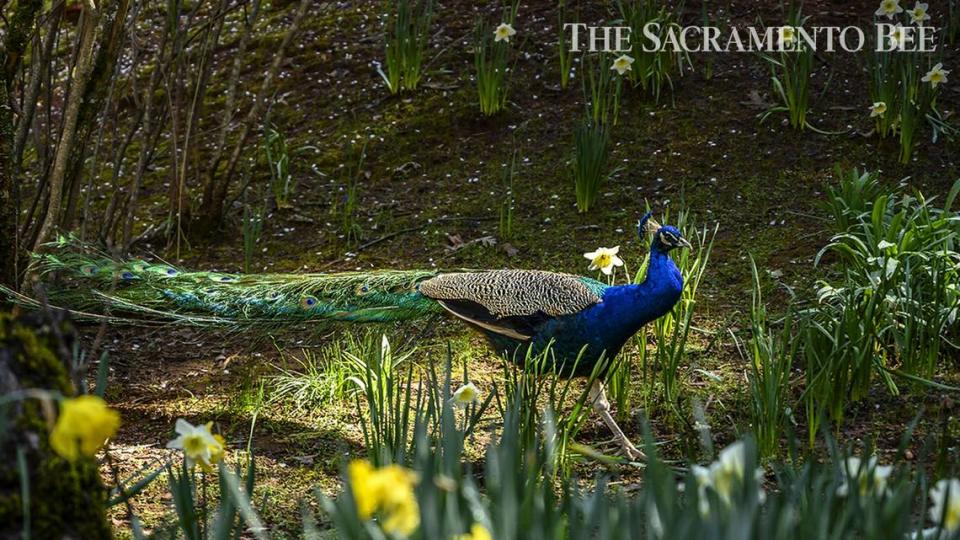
[587,379,646,461]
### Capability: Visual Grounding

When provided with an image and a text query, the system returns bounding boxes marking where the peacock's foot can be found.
[588,380,647,462]
[617,436,646,462]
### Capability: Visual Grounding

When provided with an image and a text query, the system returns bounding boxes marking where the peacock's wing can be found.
[417,270,605,340]
[10,236,445,328]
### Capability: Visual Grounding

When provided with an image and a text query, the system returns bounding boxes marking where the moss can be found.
[0,311,112,539]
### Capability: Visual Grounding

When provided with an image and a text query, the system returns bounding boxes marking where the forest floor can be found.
[71,0,960,536]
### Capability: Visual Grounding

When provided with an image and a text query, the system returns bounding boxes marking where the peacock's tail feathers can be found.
[14,236,445,328]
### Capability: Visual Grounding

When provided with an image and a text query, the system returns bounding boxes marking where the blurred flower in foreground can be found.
[50,395,120,461]
[922,63,949,89]
[611,54,635,75]
[929,478,960,532]
[454,523,492,540]
[691,441,765,514]
[836,456,893,497]
[349,459,420,536]
[870,101,887,118]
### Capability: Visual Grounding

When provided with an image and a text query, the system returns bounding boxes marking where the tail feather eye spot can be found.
[80,265,98,276]
[300,295,319,310]
[164,267,179,277]
[356,284,370,295]
[120,271,135,280]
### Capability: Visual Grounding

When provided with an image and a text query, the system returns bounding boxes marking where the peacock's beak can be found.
[678,237,692,250]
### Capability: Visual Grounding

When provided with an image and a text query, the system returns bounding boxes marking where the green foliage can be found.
[948,0,960,45]
[334,143,367,248]
[800,173,960,445]
[864,9,952,163]
[615,0,688,101]
[572,120,611,214]
[269,344,355,411]
[474,2,519,116]
[743,257,797,460]
[379,0,434,94]
[557,0,572,89]
[759,5,813,130]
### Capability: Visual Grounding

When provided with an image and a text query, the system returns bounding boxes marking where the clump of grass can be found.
[269,344,354,411]
[615,0,689,101]
[556,0,572,89]
[379,0,434,94]
[474,1,520,116]
[572,53,625,213]
[759,4,814,130]
[333,143,367,248]
[262,123,316,209]
[741,256,797,460]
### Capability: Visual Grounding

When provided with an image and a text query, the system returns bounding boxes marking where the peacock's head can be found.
[638,211,692,252]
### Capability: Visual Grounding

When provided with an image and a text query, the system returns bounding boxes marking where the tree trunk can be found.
[0,0,44,291]
[31,0,102,253]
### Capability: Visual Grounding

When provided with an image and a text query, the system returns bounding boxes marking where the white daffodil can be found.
[922,63,950,88]
[888,24,907,47]
[493,23,516,43]
[451,382,480,407]
[836,456,893,497]
[908,2,931,24]
[930,478,960,532]
[610,54,635,75]
[584,246,624,275]
[779,26,797,46]
[876,0,904,18]
[869,102,887,118]
[167,419,223,469]
[690,441,765,515]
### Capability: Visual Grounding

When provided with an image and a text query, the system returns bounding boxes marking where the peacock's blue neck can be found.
[582,245,684,352]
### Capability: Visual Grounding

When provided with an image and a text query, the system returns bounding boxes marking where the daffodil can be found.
[493,23,516,43]
[610,54,635,75]
[836,456,893,497]
[876,0,903,18]
[49,395,121,461]
[454,523,492,540]
[908,2,931,24]
[922,63,950,88]
[930,478,960,532]
[348,459,420,536]
[451,382,480,407]
[888,24,907,47]
[584,246,624,275]
[779,26,797,46]
[869,101,887,118]
[166,419,224,470]
[690,441,765,515]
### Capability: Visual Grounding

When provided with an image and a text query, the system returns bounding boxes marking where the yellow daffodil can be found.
[869,101,887,118]
[930,478,960,532]
[451,382,481,407]
[779,26,797,46]
[493,23,516,43]
[876,0,903,18]
[454,523,492,540]
[166,419,224,470]
[836,456,893,497]
[908,2,931,24]
[584,246,624,276]
[610,54,635,75]
[348,459,420,536]
[922,63,950,88]
[49,395,121,461]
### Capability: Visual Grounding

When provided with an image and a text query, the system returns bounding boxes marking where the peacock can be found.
[4,212,690,460]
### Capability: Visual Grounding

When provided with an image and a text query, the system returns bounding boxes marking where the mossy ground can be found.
[51,0,960,536]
